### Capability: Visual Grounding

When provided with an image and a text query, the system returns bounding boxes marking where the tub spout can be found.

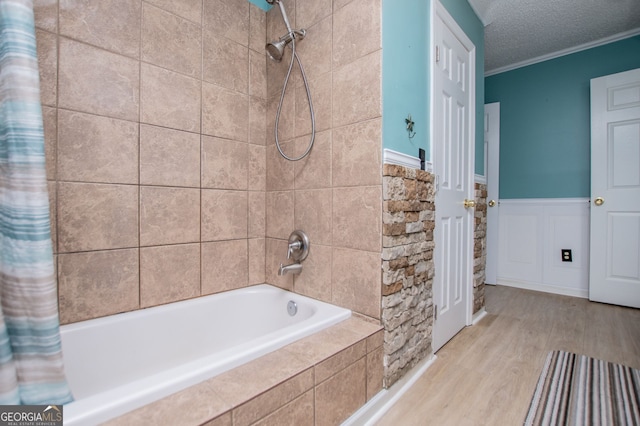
[278,263,302,276]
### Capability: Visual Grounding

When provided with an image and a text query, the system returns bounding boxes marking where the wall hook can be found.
[405,114,416,139]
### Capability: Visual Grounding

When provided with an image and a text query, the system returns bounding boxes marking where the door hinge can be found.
[436,45,440,63]
[434,305,438,321]
[435,174,440,193]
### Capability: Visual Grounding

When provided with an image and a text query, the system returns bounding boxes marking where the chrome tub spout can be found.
[278,263,302,276]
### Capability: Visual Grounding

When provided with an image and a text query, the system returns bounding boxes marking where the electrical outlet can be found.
[561,249,572,262]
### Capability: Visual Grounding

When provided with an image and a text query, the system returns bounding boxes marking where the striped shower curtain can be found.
[0,0,72,404]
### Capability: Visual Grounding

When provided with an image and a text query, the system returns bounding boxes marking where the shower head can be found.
[265,29,305,62]
[266,38,288,62]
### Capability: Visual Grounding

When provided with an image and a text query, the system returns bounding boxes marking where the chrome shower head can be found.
[266,38,287,62]
[265,30,306,62]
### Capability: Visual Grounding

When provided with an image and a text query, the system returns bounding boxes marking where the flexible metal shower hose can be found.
[274,37,316,161]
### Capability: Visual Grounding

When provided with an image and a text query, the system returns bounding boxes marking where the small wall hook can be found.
[405,114,416,139]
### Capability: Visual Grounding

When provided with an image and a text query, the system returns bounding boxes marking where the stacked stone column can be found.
[381,164,435,387]
[473,182,487,314]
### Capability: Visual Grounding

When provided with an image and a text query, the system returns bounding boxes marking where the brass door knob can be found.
[488,199,496,207]
[463,199,476,209]
[594,197,604,206]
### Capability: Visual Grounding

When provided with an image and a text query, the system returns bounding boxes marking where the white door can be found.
[432,2,475,352]
[485,103,500,285]
[590,68,640,309]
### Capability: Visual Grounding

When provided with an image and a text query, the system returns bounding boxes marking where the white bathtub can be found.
[60,284,351,425]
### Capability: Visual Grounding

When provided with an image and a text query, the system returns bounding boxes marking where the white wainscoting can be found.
[497,198,590,298]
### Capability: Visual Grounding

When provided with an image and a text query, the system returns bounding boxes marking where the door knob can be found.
[594,197,604,206]
[463,199,476,209]
[488,199,496,207]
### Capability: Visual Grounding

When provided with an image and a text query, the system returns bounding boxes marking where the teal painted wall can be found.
[382,0,484,174]
[248,0,271,11]
[485,35,640,199]
[382,0,429,160]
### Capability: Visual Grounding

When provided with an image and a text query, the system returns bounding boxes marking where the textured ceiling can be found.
[468,0,640,75]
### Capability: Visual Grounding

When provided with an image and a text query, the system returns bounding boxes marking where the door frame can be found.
[430,0,476,350]
[485,102,500,285]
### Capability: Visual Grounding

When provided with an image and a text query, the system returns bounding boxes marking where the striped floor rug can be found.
[525,351,640,425]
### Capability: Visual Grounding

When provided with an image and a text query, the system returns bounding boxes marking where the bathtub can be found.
[60,284,351,425]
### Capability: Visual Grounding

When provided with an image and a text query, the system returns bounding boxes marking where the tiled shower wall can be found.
[34,0,269,324]
[263,0,383,320]
[35,0,383,325]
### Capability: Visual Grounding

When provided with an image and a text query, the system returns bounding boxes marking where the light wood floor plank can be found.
[376,285,640,425]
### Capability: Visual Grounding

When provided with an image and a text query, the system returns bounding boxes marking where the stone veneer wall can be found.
[381,164,435,387]
[473,182,488,314]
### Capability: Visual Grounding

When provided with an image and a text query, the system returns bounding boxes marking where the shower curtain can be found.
[0,0,72,404]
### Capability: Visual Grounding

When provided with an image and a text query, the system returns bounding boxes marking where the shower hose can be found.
[274,37,316,161]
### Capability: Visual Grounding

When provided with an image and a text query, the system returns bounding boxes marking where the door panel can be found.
[432,2,475,351]
[590,68,640,308]
[485,103,500,284]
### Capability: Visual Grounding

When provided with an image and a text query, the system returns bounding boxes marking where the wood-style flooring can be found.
[376,285,640,425]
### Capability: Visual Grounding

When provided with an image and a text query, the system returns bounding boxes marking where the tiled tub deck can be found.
[104,316,383,425]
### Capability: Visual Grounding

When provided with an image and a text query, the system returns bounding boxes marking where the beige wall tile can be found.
[233,369,313,426]
[201,190,248,241]
[59,0,141,58]
[265,238,293,290]
[332,50,381,128]
[58,182,138,252]
[140,244,200,307]
[267,92,295,142]
[34,0,58,32]
[202,412,232,426]
[294,130,331,190]
[201,240,248,294]
[249,238,266,284]
[140,186,200,246]
[202,82,249,141]
[144,0,202,24]
[295,72,331,135]
[252,390,314,426]
[141,63,201,133]
[332,0,381,68]
[333,0,357,13]
[142,3,202,78]
[315,341,366,384]
[58,249,139,323]
[249,49,267,98]
[249,144,266,191]
[333,186,381,252]
[296,0,331,29]
[203,0,249,46]
[58,38,139,121]
[332,118,382,187]
[366,346,384,400]
[266,143,294,190]
[295,16,331,84]
[332,248,381,318]
[250,96,267,146]
[58,110,139,184]
[202,136,248,190]
[249,5,267,53]
[42,106,56,181]
[315,358,366,426]
[294,189,331,246]
[266,191,293,239]
[140,125,200,188]
[203,31,249,93]
[249,191,266,238]
[293,243,331,303]
[48,181,56,254]
[36,29,56,107]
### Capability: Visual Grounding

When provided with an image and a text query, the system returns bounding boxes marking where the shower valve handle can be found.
[287,241,302,259]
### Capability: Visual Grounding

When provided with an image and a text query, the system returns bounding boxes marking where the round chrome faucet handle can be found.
[287,230,310,262]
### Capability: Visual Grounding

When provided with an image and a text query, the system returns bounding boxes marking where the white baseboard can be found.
[342,354,437,426]
[497,278,589,299]
[472,307,487,325]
